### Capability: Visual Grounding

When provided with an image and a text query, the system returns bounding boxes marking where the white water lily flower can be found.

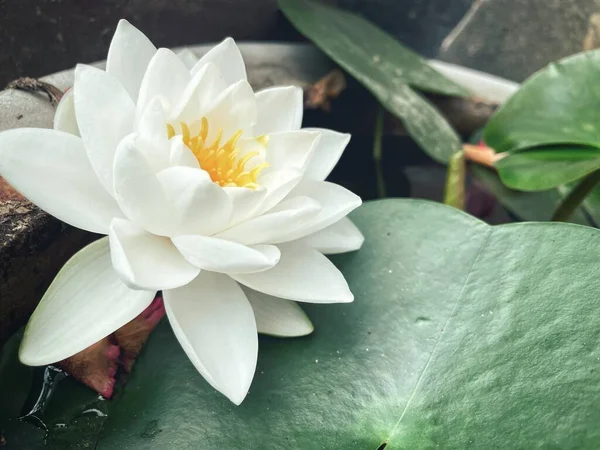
[0,20,363,404]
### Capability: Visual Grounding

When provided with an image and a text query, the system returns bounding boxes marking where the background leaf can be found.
[470,166,591,225]
[279,0,464,163]
[444,150,465,209]
[278,0,468,97]
[484,49,600,153]
[494,145,600,191]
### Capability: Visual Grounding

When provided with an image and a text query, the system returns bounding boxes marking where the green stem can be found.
[373,107,386,198]
[552,169,600,222]
[443,150,466,210]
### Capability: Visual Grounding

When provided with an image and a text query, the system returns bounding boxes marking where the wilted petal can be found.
[74,64,136,194]
[173,235,280,274]
[231,242,353,303]
[254,86,303,135]
[106,19,157,102]
[54,88,80,136]
[164,271,257,405]
[216,196,321,245]
[280,179,362,241]
[114,295,166,373]
[177,48,199,70]
[303,128,350,181]
[109,218,200,290]
[136,48,191,122]
[191,37,246,86]
[19,238,156,366]
[244,288,314,337]
[0,128,122,234]
[294,217,364,254]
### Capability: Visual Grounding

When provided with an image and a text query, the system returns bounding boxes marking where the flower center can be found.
[167,118,269,189]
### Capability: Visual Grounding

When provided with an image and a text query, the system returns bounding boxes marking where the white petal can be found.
[19,238,156,365]
[109,218,200,290]
[264,130,320,172]
[169,136,200,169]
[254,86,303,135]
[164,271,257,404]
[231,242,353,303]
[136,48,191,122]
[204,80,257,143]
[106,19,157,102]
[294,217,364,254]
[170,62,227,124]
[173,235,280,274]
[243,288,313,337]
[137,97,170,169]
[113,133,174,236]
[114,138,233,237]
[156,166,232,235]
[281,179,362,241]
[191,37,247,86]
[216,196,321,245]
[224,186,267,226]
[0,128,123,234]
[177,48,199,70]
[54,89,80,136]
[303,128,350,181]
[256,168,303,215]
[74,64,136,194]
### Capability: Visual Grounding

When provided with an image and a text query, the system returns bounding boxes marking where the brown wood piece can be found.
[0,179,95,347]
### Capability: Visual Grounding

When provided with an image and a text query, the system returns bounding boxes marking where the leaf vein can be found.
[382,226,493,448]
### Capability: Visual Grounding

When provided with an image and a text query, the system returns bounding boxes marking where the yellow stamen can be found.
[166,117,268,189]
[167,123,175,139]
[256,134,269,147]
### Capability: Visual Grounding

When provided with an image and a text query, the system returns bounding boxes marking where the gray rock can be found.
[439,0,600,81]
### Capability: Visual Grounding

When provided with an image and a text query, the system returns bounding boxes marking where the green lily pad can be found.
[4,199,600,448]
[278,0,463,163]
[484,50,600,153]
[494,145,600,191]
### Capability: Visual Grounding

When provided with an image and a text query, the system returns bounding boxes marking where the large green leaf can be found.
[484,50,600,153]
[4,200,600,448]
[494,145,600,191]
[278,0,463,163]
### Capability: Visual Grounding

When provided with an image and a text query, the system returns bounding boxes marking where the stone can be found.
[438,0,600,81]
